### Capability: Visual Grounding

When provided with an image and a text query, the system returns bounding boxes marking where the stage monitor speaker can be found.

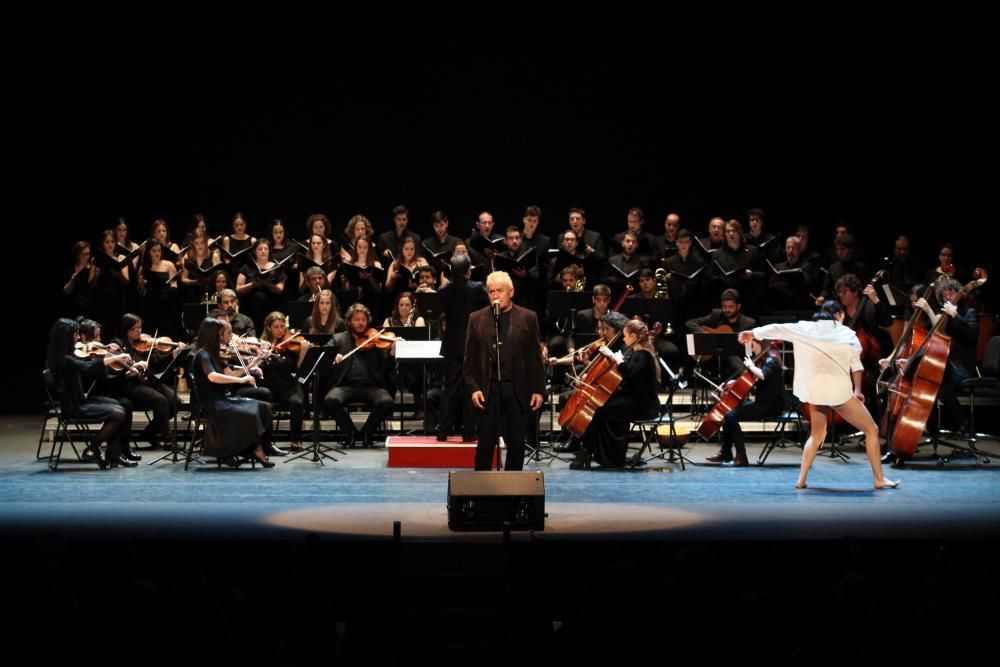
[447,471,545,532]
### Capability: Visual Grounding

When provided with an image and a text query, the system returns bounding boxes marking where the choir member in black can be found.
[889,278,979,439]
[305,289,346,335]
[464,271,546,471]
[889,234,924,297]
[686,288,757,377]
[338,235,383,314]
[384,236,429,300]
[566,207,606,257]
[179,230,222,303]
[569,318,660,470]
[208,270,232,304]
[378,204,421,264]
[696,217,726,257]
[267,218,296,265]
[190,317,275,467]
[114,217,140,255]
[76,318,140,463]
[149,219,183,265]
[820,234,869,299]
[705,338,785,466]
[465,211,504,271]
[298,234,338,295]
[340,214,376,264]
[767,235,820,311]
[115,313,185,450]
[306,213,336,248]
[711,220,764,315]
[218,289,255,337]
[91,230,130,335]
[519,206,552,258]
[46,318,136,468]
[323,303,397,449]
[422,210,462,258]
[221,212,255,267]
[63,241,96,318]
[548,230,592,290]
[745,208,780,263]
[436,253,489,441]
[664,229,706,334]
[259,311,310,452]
[236,238,287,332]
[181,213,209,248]
[653,212,681,262]
[612,207,656,258]
[833,273,893,412]
[136,239,180,339]
[794,224,821,265]
[604,230,648,300]
[495,226,540,311]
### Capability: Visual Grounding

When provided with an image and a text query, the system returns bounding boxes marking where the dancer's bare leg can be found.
[796,407,829,489]
[834,397,899,489]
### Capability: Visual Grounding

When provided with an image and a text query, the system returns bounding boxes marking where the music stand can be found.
[386,327,431,430]
[395,339,442,434]
[414,292,442,341]
[686,332,743,425]
[620,298,673,329]
[546,291,593,335]
[285,345,343,465]
[147,350,189,466]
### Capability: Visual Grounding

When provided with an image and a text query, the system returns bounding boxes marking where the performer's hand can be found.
[916,297,932,314]
[598,345,612,358]
[743,356,759,372]
[737,330,754,345]
[896,357,910,372]
[530,393,543,411]
[243,375,257,388]
[942,302,958,318]
[854,389,865,403]
[249,367,263,378]
[863,284,879,304]
[471,390,486,410]
[814,295,826,306]
[334,353,344,364]
[878,357,890,370]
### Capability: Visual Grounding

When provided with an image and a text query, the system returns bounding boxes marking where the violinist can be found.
[46,318,135,469]
[322,303,397,449]
[191,317,274,467]
[115,313,185,451]
[569,318,660,470]
[739,303,899,490]
[883,278,979,446]
[704,339,784,467]
[76,318,140,464]
[464,271,545,471]
[260,311,310,452]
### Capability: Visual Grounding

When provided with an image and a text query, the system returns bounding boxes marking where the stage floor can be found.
[4,415,1000,541]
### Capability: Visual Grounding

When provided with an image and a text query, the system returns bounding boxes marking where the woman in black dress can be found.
[191,317,274,467]
[137,238,180,339]
[46,318,136,469]
[259,311,310,451]
[236,238,287,332]
[570,318,661,469]
[305,289,346,335]
[63,241,97,318]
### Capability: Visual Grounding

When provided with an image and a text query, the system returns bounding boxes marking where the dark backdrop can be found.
[12,7,987,413]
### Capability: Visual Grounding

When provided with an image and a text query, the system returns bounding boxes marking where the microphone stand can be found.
[491,302,503,471]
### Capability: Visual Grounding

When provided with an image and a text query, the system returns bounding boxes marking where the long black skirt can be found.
[203,397,272,458]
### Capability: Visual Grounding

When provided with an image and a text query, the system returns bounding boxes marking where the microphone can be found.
[492,299,501,320]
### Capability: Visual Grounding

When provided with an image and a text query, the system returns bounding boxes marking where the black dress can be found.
[582,349,660,468]
[192,349,272,458]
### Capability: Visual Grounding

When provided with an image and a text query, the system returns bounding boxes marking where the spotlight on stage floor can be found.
[447,471,545,531]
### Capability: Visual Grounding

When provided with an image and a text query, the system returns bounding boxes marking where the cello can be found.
[884,271,987,458]
[696,340,776,440]
[558,286,632,438]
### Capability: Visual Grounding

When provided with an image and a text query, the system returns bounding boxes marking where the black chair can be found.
[757,409,806,465]
[955,335,1000,464]
[41,370,105,471]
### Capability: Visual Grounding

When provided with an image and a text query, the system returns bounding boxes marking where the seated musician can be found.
[322,303,397,449]
[77,318,139,463]
[115,313,186,452]
[881,278,979,458]
[260,311,311,452]
[298,265,330,302]
[569,318,661,470]
[832,273,892,414]
[685,288,756,377]
[704,338,785,467]
[191,317,274,468]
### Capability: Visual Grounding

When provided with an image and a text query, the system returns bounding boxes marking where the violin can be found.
[133,334,181,353]
[272,330,307,353]
[354,328,403,350]
[75,341,133,372]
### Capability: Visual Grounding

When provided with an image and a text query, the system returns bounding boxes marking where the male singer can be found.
[464,271,546,470]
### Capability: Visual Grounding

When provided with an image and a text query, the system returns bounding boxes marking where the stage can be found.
[4,415,1000,541]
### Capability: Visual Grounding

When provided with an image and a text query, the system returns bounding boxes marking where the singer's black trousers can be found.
[475,380,529,470]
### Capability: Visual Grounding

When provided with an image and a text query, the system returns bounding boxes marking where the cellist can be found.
[568,318,660,470]
[882,278,979,449]
[739,303,899,490]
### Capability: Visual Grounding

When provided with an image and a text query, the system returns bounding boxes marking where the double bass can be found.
[884,271,987,458]
[558,286,632,438]
[696,341,776,440]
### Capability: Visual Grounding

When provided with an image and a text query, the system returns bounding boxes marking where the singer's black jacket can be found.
[463,303,545,406]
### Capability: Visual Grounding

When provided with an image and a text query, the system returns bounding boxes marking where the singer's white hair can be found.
[486,271,514,291]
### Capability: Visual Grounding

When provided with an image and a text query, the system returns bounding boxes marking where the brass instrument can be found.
[574,276,586,291]
[654,268,671,299]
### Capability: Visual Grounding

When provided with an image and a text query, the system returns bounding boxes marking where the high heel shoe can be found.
[254,454,275,468]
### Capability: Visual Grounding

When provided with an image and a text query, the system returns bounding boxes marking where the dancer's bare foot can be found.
[795,481,808,489]
[875,479,899,489]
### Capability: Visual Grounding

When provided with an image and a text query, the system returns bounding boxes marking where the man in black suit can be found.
[322,303,396,449]
[464,271,546,471]
[436,253,489,441]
